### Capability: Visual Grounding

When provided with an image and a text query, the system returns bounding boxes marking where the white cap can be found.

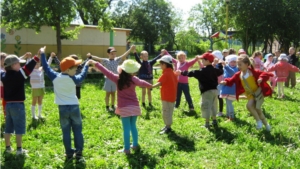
[278,53,288,61]
[157,55,173,64]
[212,50,223,61]
[225,54,238,63]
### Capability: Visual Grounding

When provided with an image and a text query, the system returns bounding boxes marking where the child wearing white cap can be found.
[267,53,300,98]
[90,56,152,155]
[263,54,276,92]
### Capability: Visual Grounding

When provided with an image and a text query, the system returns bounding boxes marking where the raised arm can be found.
[150,54,162,65]
[186,57,198,68]
[224,73,239,87]
[132,77,152,88]
[134,51,142,64]
[40,50,58,81]
[117,45,135,60]
[94,62,119,83]
[224,65,236,76]
[287,63,300,72]
[71,61,90,85]
[20,55,39,79]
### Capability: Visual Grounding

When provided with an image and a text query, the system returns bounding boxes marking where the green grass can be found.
[1,73,300,169]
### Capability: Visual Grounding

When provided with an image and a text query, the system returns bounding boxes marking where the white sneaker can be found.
[32,116,38,120]
[266,124,271,132]
[16,149,29,156]
[5,148,13,154]
[256,120,263,130]
[217,112,224,117]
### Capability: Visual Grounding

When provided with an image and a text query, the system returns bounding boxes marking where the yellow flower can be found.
[15,35,21,41]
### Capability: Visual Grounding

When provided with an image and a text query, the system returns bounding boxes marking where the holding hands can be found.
[50,52,56,58]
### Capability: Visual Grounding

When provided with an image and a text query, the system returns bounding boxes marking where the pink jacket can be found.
[95,63,152,108]
[267,61,300,82]
[172,58,198,83]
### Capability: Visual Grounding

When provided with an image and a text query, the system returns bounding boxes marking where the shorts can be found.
[200,90,218,119]
[5,102,26,135]
[32,88,45,97]
[103,78,117,92]
[140,79,153,89]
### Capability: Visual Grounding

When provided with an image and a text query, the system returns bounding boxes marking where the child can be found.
[263,54,276,92]
[0,53,7,118]
[220,54,273,131]
[212,50,225,116]
[220,55,239,121]
[252,51,264,71]
[40,47,91,162]
[91,56,152,154]
[134,49,162,107]
[171,51,198,110]
[90,46,134,112]
[181,53,224,129]
[152,55,178,134]
[285,47,299,88]
[1,52,39,155]
[30,54,54,120]
[267,54,300,98]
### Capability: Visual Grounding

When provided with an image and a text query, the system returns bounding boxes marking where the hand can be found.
[40,46,46,53]
[181,70,188,76]
[51,52,56,57]
[220,81,227,85]
[175,70,181,76]
[130,45,136,51]
[25,52,32,58]
[161,49,166,55]
[219,60,225,66]
[195,55,200,60]
[88,60,97,66]
[257,78,262,84]
[86,53,92,59]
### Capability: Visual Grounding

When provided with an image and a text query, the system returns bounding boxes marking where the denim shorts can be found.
[5,102,26,134]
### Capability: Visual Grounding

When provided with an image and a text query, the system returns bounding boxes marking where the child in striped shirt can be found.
[29,53,53,120]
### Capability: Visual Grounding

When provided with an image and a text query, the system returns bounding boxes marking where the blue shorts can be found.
[5,102,26,135]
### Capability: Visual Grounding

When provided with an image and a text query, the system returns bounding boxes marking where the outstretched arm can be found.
[72,61,90,85]
[133,49,142,64]
[117,45,135,60]
[94,62,119,83]
[40,48,58,81]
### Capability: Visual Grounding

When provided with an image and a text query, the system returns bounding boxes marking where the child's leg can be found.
[182,84,194,109]
[141,88,146,103]
[246,99,260,121]
[121,117,131,150]
[175,83,183,108]
[130,116,138,147]
[111,92,116,107]
[31,96,38,118]
[271,77,276,91]
[162,101,174,128]
[218,95,223,113]
[147,88,152,104]
[226,99,234,118]
[2,99,6,117]
[38,96,44,117]
[76,86,81,99]
[278,82,283,97]
[70,106,83,155]
[58,105,74,156]
[105,92,110,107]
[212,92,218,120]
[255,109,268,126]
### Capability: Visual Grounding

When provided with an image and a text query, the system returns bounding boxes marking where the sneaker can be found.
[159,127,172,134]
[106,107,110,112]
[117,149,130,155]
[5,147,13,154]
[149,103,153,107]
[38,115,44,119]
[203,124,211,129]
[217,112,224,117]
[189,108,195,111]
[226,118,234,122]
[111,106,115,111]
[256,121,263,130]
[32,116,38,120]
[130,145,140,151]
[16,149,29,156]
[160,126,167,131]
[212,121,218,128]
[75,153,85,163]
[142,103,146,107]
[266,124,271,132]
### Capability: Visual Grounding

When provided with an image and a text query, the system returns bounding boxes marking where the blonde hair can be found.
[252,51,262,58]
[176,51,187,60]
[238,54,254,69]
[140,51,148,56]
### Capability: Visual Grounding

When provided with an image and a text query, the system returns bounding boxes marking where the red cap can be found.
[199,52,215,63]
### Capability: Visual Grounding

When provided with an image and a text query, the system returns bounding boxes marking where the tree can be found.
[111,0,174,53]
[1,0,113,58]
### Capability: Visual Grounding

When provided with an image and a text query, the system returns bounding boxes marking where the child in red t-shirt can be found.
[152,55,178,134]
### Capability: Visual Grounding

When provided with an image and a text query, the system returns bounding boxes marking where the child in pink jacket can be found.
[252,51,264,71]
[264,54,276,92]
[267,54,300,98]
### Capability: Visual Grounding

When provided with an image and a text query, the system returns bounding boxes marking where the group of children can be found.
[1,45,300,159]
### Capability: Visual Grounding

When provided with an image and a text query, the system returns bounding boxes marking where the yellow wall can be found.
[4,44,126,59]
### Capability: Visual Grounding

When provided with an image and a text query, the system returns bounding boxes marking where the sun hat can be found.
[225,54,238,63]
[118,60,141,74]
[60,57,82,72]
[212,50,224,61]
[278,53,288,61]
[157,55,173,65]
[107,47,117,53]
[4,55,26,67]
[199,52,215,63]
[238,49,246,55]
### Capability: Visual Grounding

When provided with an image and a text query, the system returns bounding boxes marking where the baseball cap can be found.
[4,55,26,67]
[199,53,215,63]
[107,47,117,53]
[157,55,173,65]
[60,57,82,72]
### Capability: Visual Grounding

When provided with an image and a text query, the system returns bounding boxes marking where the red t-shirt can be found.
[158,68,178,102]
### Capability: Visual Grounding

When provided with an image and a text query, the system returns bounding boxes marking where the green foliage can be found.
[14,39,21,56]
[1,39,6,52]
[111,0,174,53]
[1,74,300,168]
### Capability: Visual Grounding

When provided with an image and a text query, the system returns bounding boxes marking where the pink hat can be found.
[238,49,246,55]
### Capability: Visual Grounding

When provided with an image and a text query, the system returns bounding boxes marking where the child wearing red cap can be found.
[180,52,224,129]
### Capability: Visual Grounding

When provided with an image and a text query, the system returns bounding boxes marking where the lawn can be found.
[1,71,300,169]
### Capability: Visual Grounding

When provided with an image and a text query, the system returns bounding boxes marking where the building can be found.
[0,24,131,59]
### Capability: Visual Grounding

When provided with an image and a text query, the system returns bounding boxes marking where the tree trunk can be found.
[56,23,62,59]
[78,9,89,24]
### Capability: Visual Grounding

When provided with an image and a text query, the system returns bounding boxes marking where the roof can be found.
[69,24,132,32]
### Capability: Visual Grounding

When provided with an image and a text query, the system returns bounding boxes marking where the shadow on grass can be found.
[259,131,298,147]
[208,126,236,144]
[262,108,272,119]
[126,148,157,169]
[232,117,252,128]
[181,110,199,118]
[167,131,196,152]
[1,122,5,138]
[280,95,300,102]
[1,152,28,169]
[27,118,45,131]
[142,106,157,120]
[63,158,86,169]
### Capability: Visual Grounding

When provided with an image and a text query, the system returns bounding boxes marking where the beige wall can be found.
[1,25,130,58]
